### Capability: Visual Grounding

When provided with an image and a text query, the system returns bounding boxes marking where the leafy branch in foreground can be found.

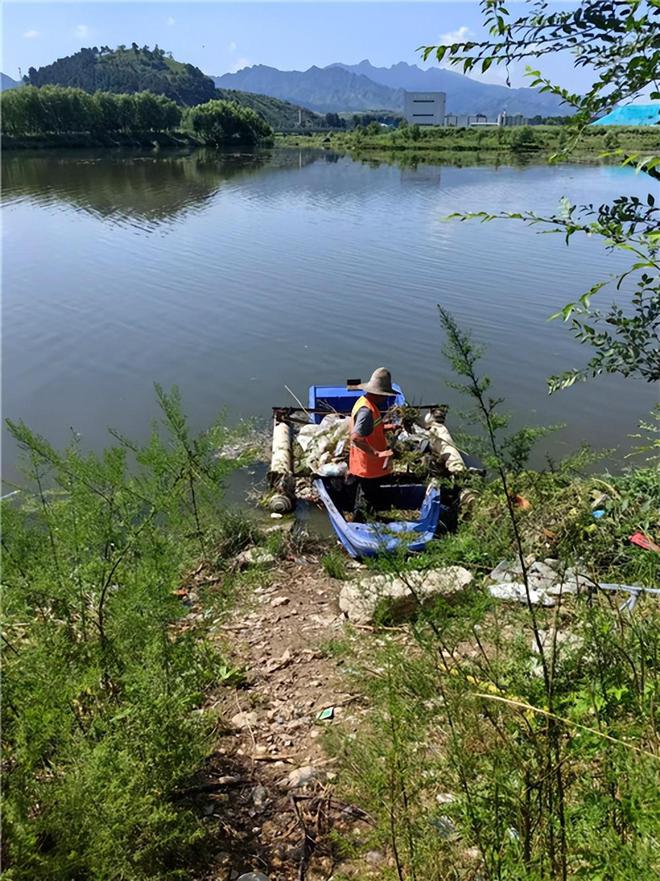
[421,1,660,141]
[447,193,660,390]
[422,1,660,392]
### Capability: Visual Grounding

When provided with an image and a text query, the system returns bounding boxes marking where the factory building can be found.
[403,91,447,126]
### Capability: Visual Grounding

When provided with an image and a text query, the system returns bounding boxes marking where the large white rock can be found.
[339,567,473,625]
[488,582,556,606]
[236,547,277,568]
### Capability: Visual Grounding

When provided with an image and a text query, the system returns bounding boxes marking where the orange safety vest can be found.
[349,395,389,479]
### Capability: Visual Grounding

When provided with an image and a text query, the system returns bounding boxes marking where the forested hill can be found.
[25,45,217,106]
[215,88,320,128]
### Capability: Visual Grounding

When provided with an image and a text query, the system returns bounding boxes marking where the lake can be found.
[2,148,657,486]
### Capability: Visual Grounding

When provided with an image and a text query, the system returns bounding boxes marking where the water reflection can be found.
[1,148,327,227]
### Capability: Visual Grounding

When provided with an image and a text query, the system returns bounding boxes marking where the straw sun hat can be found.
[359,367,397,396]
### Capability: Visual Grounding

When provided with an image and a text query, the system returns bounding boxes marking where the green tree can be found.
[185,98,272,146]
[509,125,538,152]
[0,86,182,137]
[423,0,660,391]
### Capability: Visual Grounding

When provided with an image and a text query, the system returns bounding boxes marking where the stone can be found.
[528,560,558,590]
[339,566,473,625]
[532,628,583,656]
[236,548,277,568]
[488,582,555,606]
[252,785,269,808]
[270,596,290,607]
[264,649,292,673]
[231,710,258,729]
[546,568,592,595]
[237,873,269,881]
[489,559,523,582]
[285,765,318,789]
[365,850,385,866]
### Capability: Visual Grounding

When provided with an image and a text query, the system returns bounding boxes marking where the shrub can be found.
[185,99,272,146]
[1,387,248,879]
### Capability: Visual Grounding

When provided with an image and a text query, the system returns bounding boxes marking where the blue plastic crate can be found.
[308,383,406,424]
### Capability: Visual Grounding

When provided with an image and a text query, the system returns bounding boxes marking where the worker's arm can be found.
[351,435,393,459]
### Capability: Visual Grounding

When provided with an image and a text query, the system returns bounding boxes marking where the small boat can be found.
[308,382,448,558]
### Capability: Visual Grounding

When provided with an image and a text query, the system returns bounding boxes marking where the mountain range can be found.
[1,73,21,92]
[214,60,570,117]
[2,53,570,119]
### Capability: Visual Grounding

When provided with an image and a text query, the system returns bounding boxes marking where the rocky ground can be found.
[188,551,375,881]
[179,537,599,881]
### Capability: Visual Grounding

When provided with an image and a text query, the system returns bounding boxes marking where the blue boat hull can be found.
[314,478,446,558]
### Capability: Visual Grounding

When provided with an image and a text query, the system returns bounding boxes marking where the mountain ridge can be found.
[215,60,570,117]
[1,73,21,92]
[214,64,403,113]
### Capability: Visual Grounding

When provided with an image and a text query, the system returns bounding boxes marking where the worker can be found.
[349,367,399,521]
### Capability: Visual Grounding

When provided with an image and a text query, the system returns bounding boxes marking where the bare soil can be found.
[187,555,373,881]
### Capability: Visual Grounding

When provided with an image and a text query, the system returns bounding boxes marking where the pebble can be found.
[231,711,258,729]
[237,873,269,881]
[365,850,385,866]
[252,785,269,808]
[271,596,290,607]
[286,765,318,789]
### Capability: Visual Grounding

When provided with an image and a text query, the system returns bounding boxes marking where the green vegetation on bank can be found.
[186,98,272,147]
[12,44,320,134]
[327,311,660,881]
[1,85,273,147]
[0,387,260,880]
[278,122,660,158]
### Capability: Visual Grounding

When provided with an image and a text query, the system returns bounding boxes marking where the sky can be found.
[2,1,589,90]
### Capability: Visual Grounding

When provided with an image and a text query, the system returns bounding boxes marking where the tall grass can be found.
[328,311,659,880]
[1,387,254,880]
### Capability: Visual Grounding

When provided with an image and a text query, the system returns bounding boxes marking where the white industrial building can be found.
[404,91,446,126]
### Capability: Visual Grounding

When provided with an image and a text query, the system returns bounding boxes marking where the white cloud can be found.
[23,30,40,39]
[74,24,90,39]
[166,16,176,26]
[439,25,473,46]
[228,41,237,52]
[230,57,251,73]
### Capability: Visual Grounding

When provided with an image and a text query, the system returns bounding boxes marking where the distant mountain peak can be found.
[214,60,570,117]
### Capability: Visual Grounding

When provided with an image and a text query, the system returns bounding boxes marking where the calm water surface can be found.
[2,148,657,484]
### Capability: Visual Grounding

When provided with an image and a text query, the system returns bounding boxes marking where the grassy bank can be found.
[2,387,658,879]
[322,456,659,880]
[276,124,660,160]
[0,387,262,880]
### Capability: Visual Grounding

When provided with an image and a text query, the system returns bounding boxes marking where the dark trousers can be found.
[353,477,384,522]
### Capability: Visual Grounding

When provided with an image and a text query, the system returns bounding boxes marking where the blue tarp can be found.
[592,104,660,126]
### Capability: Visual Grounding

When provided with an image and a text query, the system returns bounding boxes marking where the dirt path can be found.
[196,555,371,881]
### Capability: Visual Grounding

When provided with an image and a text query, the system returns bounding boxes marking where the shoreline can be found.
[275,124,660,162]
[1,131,275,151]
[4,123,660,158]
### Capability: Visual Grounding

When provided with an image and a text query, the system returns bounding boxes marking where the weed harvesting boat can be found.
[267,381,478,559]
